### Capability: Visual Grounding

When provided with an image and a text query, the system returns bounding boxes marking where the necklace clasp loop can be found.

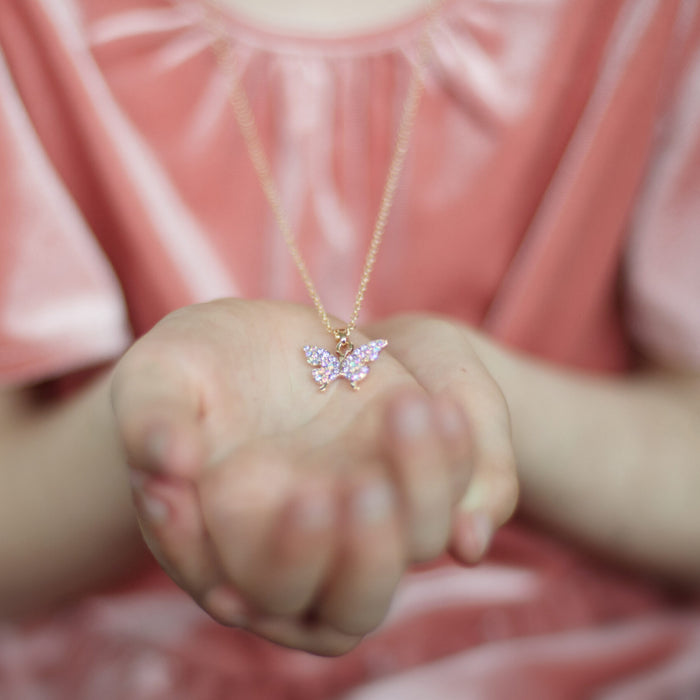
[334,328,354,358]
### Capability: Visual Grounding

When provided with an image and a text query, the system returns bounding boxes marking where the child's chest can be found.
[76,0,667,369]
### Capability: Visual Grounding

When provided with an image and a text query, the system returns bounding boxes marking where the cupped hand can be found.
[361,313,519,566]
[111,299,472,655]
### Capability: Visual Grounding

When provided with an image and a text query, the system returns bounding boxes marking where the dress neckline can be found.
[190,0,456,57]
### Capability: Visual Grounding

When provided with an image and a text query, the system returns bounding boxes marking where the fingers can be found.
[203,596,363,656]
[113,343,219,601]
[383,392,472,562]
[130,469,222,596]
[368,316,519,565]
[200,446,406,638]
[448,380,518,564]
[315,474,403,636]
[196,580,363,656]
[259,484,337,615]
[416,332,518,564]
[246,616,363,657]
[433,395,474,504]
[111,349,205,479]
[200,450,339,618]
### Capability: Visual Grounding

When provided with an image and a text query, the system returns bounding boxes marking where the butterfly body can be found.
[303,339,388,391]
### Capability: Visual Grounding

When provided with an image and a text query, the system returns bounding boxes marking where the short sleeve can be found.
[625,11,700,370]
[0,41,131,388]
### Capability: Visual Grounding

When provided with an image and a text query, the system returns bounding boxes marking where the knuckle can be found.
[413,316,465,344]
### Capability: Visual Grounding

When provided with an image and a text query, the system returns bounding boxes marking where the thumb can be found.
[446,370,519,564]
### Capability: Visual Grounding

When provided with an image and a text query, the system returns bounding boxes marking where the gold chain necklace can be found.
[204,0,442,391]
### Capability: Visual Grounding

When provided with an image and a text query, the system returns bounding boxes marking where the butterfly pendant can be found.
[303,338,388,392]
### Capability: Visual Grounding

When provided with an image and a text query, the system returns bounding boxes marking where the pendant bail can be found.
[333,328,353,358]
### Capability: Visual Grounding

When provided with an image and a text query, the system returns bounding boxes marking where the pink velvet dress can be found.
[1,0,700,697]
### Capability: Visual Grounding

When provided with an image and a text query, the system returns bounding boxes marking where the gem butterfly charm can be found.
[303,329,388,392]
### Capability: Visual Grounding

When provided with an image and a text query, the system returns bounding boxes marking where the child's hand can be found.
[361,314,519,565]
[111,300,472,655]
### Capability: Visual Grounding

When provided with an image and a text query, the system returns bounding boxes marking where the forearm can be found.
[469,331,700,585]
[0,372,146,619]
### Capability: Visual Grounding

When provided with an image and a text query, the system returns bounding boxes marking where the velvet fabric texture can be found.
[0,1,699,697]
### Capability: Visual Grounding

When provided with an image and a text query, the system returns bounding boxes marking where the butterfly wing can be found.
[340,339,388,387]
[303,345,340,388]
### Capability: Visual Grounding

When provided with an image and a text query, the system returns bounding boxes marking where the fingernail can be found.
[205,586,248,627]
[394,398,430,439]
[130,470,169,525]
[471,510,493,560]
[354,483,395,524]
[141,493,169,525]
